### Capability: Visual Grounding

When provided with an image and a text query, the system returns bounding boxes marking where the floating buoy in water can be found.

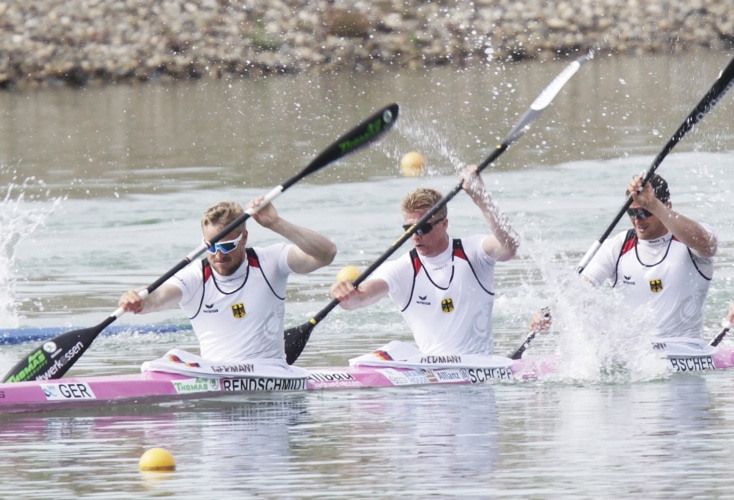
[399,151,426,177]
[139,447,176,472]
[336,266,361,282]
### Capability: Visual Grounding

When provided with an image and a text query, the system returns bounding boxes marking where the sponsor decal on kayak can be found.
[41,382,96,400]
[468,367,514,382]
[309,371,356,382]
[668,356,716,372]
[375,368,419,385]
[172,378,220,394]
[422,369,439,383]
[308,371,362,389]
[390,369,428,385]
[431,368,470,383]
[220,377,307,391]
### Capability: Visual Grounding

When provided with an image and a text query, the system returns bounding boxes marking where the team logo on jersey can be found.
[649,279,663,292]
[441,298,455,313]
[232,303,246,318]
[621,274,636,285]
[416,294,431,305]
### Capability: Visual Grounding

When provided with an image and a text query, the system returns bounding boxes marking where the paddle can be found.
[3,103,400,383]
[284,52,593,364]
[508,307,551,360]
[709,322,733,348]
[576,55,734,274]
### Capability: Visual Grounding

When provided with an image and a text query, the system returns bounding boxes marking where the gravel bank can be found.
[1,0,733,89]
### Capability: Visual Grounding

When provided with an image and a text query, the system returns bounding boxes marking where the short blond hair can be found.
[201,201,245,231]
[401,188,446,219]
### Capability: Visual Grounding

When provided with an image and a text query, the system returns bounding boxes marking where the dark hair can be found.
[626,173,670,202]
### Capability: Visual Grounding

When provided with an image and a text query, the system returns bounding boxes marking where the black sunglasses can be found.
[402,216,445,236]
[626,207,653,219]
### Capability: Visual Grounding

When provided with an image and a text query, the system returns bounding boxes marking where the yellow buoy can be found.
[139,447,176,472]
[336,265,361,282]
[399,151,426,177]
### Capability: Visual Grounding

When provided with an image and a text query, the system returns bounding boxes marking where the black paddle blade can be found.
[282,103,400,190]
[2,320,110,382]
[284,321,315,365]
[509,332,536,360]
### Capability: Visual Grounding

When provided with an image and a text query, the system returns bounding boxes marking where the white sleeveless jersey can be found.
[582,229,714,340]
[170,244,292,361]
[373,235,496,355]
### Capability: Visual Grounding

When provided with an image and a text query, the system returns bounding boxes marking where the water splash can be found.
[389,108,465,175]
[516,232,673,385]
[0,173,64,328]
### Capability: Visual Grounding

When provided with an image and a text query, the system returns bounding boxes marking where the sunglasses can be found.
[402,216,445,236]
[205,233,243,254]
[626,207,653,219]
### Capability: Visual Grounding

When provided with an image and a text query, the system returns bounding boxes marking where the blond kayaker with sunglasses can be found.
[581,173,718,349]
[330,164,519,356]
[118,199,336,362]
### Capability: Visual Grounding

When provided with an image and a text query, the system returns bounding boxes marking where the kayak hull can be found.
[2,345,732,414]
[0,365,489,414]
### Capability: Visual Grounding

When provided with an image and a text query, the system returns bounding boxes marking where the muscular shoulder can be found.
[253,243,291,273]
[463,234,497,266]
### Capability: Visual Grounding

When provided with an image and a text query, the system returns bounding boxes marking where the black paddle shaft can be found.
[284,53,593,364]
[2,103,400,383]
[710,326,731,348]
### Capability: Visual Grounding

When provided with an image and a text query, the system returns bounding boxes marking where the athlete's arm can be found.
[248,195,337,273]
[118,282,182,314]
[630,176,716,258]
[460,165,519,262]
[331,278,389,310]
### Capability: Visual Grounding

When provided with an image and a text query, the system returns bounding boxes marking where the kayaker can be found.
[118,199,336,362]
[330,164,519,355]
[581,173,717,348]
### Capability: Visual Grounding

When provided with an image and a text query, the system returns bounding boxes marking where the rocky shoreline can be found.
[1,0,733,89]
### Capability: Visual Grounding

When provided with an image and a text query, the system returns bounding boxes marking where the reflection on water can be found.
[0,395,311,497]
[4,377,734,497]
[1,50,734,497]
[497,375,734,497]
[0,387,500,497]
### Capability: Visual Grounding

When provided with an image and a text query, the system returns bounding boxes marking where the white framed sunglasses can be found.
[205,233,243,254]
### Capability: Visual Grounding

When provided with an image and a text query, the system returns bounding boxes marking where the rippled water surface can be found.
[2,50,734,497]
